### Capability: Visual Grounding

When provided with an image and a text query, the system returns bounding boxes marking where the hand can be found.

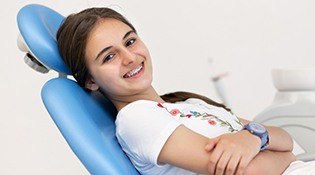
[205,131,261,175]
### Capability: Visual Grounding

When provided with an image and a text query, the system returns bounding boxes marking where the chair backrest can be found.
[17,4,139,175]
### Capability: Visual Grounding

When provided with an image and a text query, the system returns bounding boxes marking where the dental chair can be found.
[17,4,139,175]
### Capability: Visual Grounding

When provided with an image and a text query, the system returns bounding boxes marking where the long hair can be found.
[161,91,231,111]
[57,8,229,111]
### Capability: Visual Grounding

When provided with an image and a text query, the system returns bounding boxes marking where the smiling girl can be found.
[57,7,315,175]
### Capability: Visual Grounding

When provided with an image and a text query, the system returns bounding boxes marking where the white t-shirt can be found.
[115,98,244,175]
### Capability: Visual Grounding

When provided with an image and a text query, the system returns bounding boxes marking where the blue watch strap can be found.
[243,122,269,151]
[260,132,269,151]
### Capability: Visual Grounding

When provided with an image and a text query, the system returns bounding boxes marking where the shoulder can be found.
[119,100,162,114]
[115,100,182,165]
[115,100,179,132]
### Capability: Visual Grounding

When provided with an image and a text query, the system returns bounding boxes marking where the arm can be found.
[204,131,296,175]
[240,118,293,152]
[244,150,296,175]
[158,125,261,174]
[158,124,294,175]
[203,117,294,175]
[206,131,261,175]
[158,125,213,174]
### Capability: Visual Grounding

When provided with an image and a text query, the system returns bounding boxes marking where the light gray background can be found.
[2,0,315,174]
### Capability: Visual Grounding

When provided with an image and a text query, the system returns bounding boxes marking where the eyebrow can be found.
[94,30,136,61]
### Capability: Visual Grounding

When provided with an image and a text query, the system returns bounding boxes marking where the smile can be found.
[123,62,144,78]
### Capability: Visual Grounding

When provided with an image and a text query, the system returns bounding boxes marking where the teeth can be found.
[124,64,143,78]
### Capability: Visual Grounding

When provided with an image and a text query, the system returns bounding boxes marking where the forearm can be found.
[265,126,293,152]
[244,150,296,175]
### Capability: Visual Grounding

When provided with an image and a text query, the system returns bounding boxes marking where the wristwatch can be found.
[243,122,269,151]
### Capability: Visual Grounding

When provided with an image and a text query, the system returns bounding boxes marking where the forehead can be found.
[88,18,132,43]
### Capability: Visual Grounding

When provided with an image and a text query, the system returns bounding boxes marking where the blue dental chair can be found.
[17,4,139,175]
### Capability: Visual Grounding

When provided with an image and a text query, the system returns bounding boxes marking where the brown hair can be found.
[161,91,231,112]
[57,7,230,111]
[57,7,136,87]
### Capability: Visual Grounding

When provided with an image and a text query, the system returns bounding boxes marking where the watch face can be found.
[250,122,266,133]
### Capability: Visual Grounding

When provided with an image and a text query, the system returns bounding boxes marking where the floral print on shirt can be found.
[157,102,241,132]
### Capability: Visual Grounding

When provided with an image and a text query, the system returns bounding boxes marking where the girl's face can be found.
[84,18,153,100]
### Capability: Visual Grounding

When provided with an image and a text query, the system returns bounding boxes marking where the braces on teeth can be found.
[126,65,142,77]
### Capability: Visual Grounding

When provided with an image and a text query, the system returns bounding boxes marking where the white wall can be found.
[2,0,315,174]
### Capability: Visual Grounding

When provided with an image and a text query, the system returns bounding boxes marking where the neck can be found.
[109,86,165,111]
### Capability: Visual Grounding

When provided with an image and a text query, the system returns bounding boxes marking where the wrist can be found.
[243,122,269,151]
[241,130,261,147]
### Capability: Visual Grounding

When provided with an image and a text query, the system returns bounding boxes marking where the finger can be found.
[205,141,216,152]
[208,147,223,175]
[235,156,251,175]
[215,151,232,175]
[205,137,220,152]
[225,154,241,175]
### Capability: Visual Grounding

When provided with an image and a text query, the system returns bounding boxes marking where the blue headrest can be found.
[17,4,71,74]
[42,78,139,174]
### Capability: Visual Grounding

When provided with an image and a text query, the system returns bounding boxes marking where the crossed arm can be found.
[158,118,295,175]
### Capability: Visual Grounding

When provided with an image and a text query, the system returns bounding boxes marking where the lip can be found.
[123,62,145,78]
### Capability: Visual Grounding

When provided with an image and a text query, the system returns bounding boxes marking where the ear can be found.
[85,78,99,91]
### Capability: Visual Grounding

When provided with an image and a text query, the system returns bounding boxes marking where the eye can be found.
[125,38,136,47]
[102,53,115,63]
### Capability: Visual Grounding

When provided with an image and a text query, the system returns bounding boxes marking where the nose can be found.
[121,47,136,66]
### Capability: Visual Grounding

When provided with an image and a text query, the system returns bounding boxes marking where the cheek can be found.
[134,40,150,57]
[141,45,150,57]
[93,67,121,89]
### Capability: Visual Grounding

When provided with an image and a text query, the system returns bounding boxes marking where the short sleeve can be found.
[184,98,243,130]
[115,100,181,166]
